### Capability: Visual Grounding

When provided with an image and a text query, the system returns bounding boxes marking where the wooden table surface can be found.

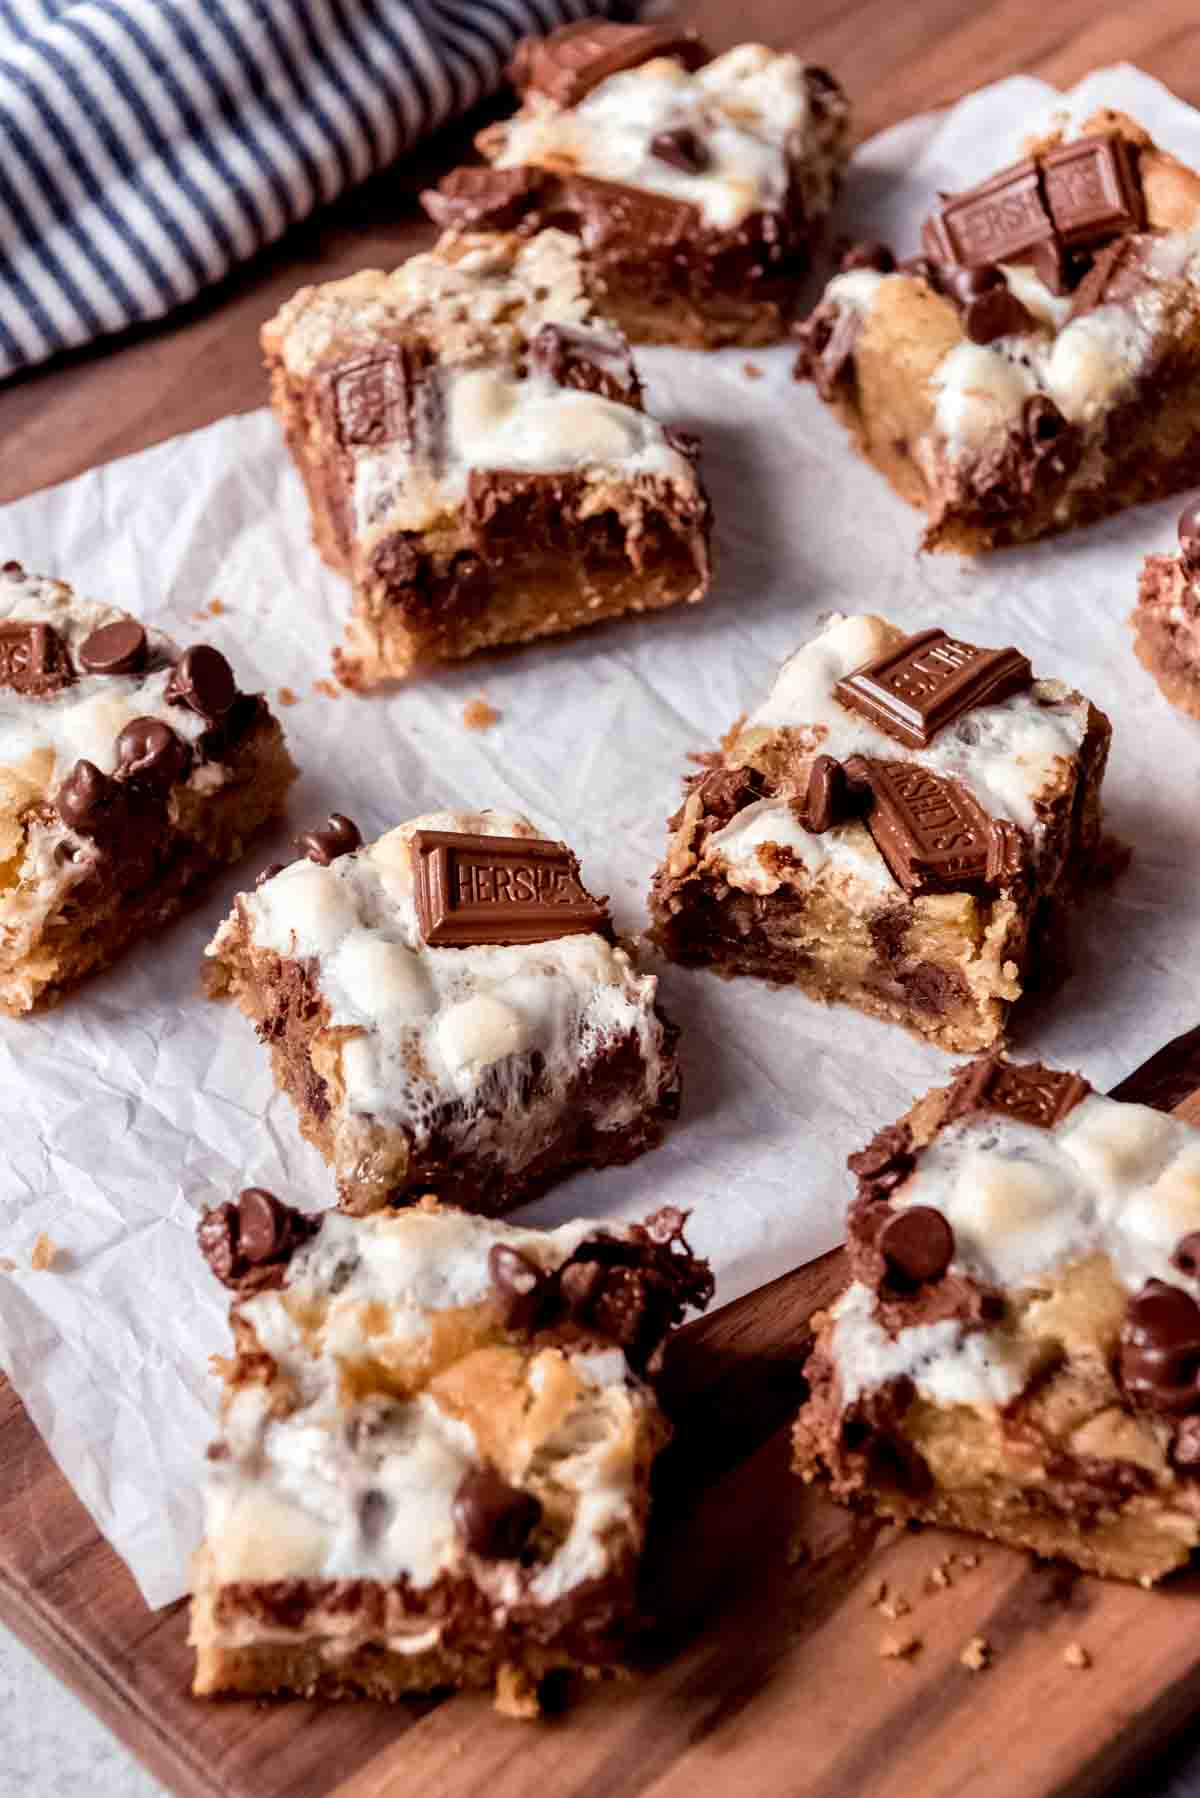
[3,0,1200,507]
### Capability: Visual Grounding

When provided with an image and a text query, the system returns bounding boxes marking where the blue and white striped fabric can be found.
[0,0,633,380]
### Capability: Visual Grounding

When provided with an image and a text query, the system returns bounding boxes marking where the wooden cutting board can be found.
[5,1027,1200,1798]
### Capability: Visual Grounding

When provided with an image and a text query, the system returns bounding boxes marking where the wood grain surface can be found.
[5,2,1200,1793]
[4,1034,1200,1798]
[3,0,1200,504]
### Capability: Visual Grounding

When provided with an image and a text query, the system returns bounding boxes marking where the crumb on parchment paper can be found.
[313,678,340,700]
[879,1633,920,1659]
[743,361,763,379]
[462,697,500,731]
[30,1233,58,1270]
[278,687,298,707]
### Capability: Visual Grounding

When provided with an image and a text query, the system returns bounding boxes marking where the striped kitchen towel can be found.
[0,0,635,380]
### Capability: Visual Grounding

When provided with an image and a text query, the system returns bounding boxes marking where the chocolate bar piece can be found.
[795,107,1200,553]
[650,612,1111,1054]
[263,229,711,686]
[921,159,1055,268]
[424,39,851,350]
[842,757,1013,896]
[206,809,681,1213]
[411,829,609,946]
[794,1055,1200,1584]
[833,628,1033,748]
[191,1195,712,1706]
[509,19,709,108]
[0,562,296,1014]
[1042,134,1144,248]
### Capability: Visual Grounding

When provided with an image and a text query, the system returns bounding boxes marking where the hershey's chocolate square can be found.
[411,830,608,947]
[847,758,994,895]
[510,21,708,108]
[331,346,440,457]
[1042,135,1143,249]
[947,1054,1091,1130]
[833,628,1033,749]
[921,159,1055,269]
[0,621,73,696]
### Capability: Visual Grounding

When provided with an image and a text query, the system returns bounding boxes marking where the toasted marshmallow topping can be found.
[494,44,830,232]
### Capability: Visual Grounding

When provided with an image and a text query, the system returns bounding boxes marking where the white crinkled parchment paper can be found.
[3,65,1200,1609]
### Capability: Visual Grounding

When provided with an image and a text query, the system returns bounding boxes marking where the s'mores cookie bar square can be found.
[796,110,1200,551]
[649,613,1110,1053]
[205,810,681,1214]
[262,229,712,687]
[0,562,296,1014]
[795,1055,1200,1584]
[1132,497,1200,717]
[191,1191,713,1704]
[424,26,850,350]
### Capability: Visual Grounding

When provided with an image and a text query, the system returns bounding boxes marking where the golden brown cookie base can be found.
[1131,553,1200,719]
[336,537,707,689]
[0,717,296,1015]
[597,280,792,349]
[793,1443,1200,1586]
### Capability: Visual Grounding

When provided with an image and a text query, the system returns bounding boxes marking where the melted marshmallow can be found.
[353,366,692,538]
[495,45,824,232]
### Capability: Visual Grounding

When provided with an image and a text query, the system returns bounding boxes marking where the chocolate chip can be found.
[1178,498,1200,573]
[55,759,114,833]
[78,619,147,677]
[166,644,236,721]
[1023,394,1067,443]
[559,1257,607,1316]
[1175,1232,1200,1280]
[939,263,1004,308]
[848,1124,915,1200]
[839,240,895,274]
[879,1206,955,1285]
[488,1242,547,1330]
[650,127,708,174]
[1119,1280,1200,1416]
[358,1489,391,1541]
[296,813,362,866]
[799,754,853,832]
[114,716,190,786]
[237,1187,288,1264]
[453,1465,541,1560]
[256,861,287,887]
[963,286,1036,345]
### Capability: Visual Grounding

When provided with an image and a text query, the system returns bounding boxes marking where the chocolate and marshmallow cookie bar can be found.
[424,25,850,349]
[206,811,680,1214]
[650,613,1110,1053]
[0,563,296,1014]
[191,1192,713,1704]
[262,228,711,687]
[795,1055,1200,1584]
[1132,499,1200,717]
[796,110,1200,551]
